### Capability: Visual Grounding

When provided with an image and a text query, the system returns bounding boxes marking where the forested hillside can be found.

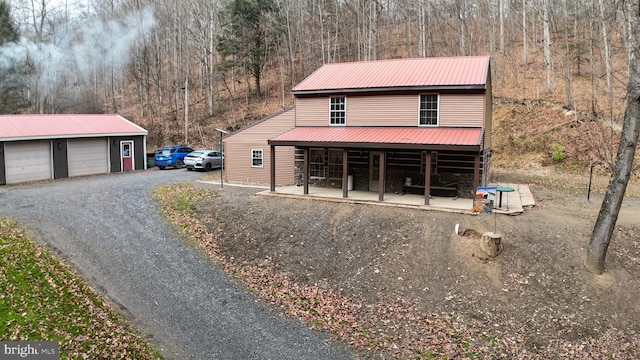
[0,0,636,170]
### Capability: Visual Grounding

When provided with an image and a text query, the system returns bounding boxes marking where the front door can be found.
[121,141,134,171]
[369,151,380,192]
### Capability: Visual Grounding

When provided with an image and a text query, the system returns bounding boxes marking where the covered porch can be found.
[268,127,488,205]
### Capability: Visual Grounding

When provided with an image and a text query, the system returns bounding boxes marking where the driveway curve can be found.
[0,170,355,360]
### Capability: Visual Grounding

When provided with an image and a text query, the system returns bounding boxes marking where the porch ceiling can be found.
[268,127,483,151]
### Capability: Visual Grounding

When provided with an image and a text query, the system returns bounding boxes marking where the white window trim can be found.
[329,96,346,126]
[251,148,264,168]
[418,93,440,127]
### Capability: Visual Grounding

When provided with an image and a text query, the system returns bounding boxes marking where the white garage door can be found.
[5,141,53,184]
[68,138,109,177]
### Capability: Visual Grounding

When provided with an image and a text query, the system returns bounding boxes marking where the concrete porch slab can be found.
[205,181,536,216]
[261,185,475,214]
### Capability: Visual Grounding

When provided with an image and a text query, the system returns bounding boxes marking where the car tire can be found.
[175,159,184,168]
[158,166,166,170]
[204,163,212,172]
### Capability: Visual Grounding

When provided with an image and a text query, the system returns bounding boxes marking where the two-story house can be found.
[223,56,492,205]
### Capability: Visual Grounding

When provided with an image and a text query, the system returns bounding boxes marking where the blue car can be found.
[154,145,194,169]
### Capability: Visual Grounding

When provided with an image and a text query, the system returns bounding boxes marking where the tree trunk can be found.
[522,0,528,67]
[418,1,426,57]
[184,77,189,145]
[585,1,640,275]
[457,0,467,56]
[499,0,505,55]
[598,0,614,121]
[562,0,572,108]
[542,0,552,95]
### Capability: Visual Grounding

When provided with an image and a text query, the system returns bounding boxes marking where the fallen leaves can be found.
[0,218,160,359]
[158,183,640,359]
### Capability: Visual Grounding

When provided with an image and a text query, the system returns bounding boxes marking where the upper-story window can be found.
[419,94,439,126]
[330,97,346,125]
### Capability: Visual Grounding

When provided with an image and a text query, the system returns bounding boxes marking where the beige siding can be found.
[224,109,296,185]
[296,94,484,128]
[295,97,329,126]
[439,94,484,127]
[347,95,417,126]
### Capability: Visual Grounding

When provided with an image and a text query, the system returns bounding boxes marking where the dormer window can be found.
[330,97,346,125]
[419,94,439,126]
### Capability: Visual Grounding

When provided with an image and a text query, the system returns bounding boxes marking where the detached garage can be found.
[0,114,147,185]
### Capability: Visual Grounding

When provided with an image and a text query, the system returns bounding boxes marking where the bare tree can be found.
[499,0,505,55]
[597,0,614,120]
[540,0,553,95]
[522,0,528,66]
[585,0,640,275]
[560,0,573,108]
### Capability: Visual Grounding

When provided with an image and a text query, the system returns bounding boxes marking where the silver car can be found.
[184,150,223,171]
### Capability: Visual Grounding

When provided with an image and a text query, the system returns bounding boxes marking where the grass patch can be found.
[153,184,215,232]
[154,184,211,215]
[0,218,161,359]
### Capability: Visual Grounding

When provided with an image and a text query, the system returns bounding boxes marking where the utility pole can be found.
[184,77,189,144]
[215,128,229,188]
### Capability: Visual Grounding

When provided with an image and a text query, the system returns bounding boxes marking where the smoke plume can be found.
[0,6,157,101]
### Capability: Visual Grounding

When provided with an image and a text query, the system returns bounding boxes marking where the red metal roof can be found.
[269,127,482,149]
[292,56,490,94]
[0,114,147,141]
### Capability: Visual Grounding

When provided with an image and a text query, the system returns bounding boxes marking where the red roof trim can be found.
[269,127,483,151]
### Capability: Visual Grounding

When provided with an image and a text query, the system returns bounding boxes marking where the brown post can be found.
[303,148,309,195]
[473,153,480,193]
[424,151,431,205]
[342,150,349,198]
[270,145,276,192]
[378,151,386,201]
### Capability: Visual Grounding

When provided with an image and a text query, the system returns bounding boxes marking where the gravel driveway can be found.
[0,169,355,360]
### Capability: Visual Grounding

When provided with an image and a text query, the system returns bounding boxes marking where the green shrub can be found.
[550,143,566,163]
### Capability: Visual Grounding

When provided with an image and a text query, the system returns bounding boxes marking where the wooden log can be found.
[480,232,502,257]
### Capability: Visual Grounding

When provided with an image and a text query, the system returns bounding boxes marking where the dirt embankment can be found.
[194,178,640,358]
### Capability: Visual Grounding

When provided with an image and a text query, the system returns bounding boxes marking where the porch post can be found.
[303,147,309,195]
[424,151,431,205]
[342,150,349,198]
[473,152,480,193]
[378,151,386,201]
[270,145,276,192]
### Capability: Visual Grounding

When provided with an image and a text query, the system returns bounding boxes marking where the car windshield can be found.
[160,149,174,155]
[188,151,204,157]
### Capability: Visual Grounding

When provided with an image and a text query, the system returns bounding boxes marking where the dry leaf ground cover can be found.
[158,168,640,359]
[0,218,161,359]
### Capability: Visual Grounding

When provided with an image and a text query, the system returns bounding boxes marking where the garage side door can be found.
[5,141,53,184]
[68,138,109,177]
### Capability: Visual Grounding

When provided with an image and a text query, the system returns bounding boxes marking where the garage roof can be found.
[0,114,147,141]
[268,127,483,151]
